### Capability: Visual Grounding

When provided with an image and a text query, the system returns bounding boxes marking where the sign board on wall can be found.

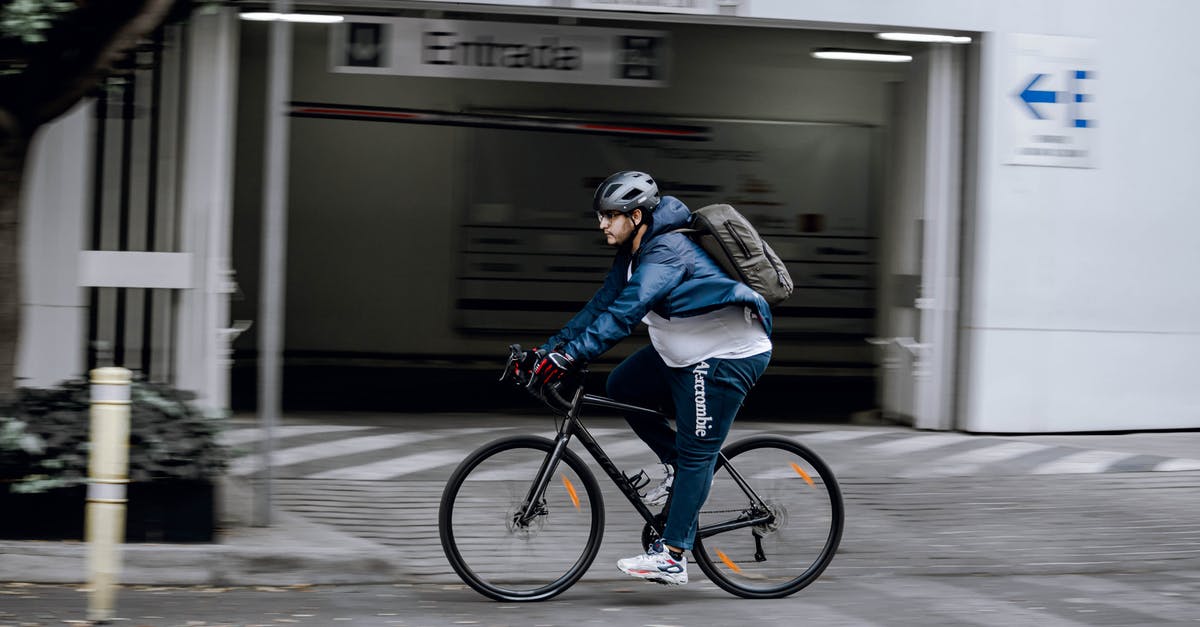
[1005,34,1098,168]
[329,17,669,87]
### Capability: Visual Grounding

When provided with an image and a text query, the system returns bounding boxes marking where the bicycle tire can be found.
[692,436,843,599]
[439,435,605,601]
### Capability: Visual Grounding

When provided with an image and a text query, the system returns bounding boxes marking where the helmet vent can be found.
[593,170,660,215]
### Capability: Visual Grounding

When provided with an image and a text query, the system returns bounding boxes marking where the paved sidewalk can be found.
[2,413,1198,586]
[0,477,402,586]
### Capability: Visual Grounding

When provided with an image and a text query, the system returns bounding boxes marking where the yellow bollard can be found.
[86,367,132,623]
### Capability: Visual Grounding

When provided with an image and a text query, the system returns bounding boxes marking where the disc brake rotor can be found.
[506,501,548,539]
[753,500,787,535]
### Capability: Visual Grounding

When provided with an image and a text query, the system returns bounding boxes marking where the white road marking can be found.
[920,442,1052,477]
[801,430,887,442]
[230,427,501,476]
[307,451,466,480]
[1030,450,1137,475]
[219,424,373,447]
[1152,458,1200,472]
[866,432,972,454]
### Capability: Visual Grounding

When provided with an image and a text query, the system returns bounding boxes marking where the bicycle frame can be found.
[514,376,775,541]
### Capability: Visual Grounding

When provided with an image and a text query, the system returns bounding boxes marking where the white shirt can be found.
[642,305,772,368]
[626,260,771,367]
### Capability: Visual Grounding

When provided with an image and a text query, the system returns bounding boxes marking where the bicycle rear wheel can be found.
[439,435,605,601]
[693,436,843,599]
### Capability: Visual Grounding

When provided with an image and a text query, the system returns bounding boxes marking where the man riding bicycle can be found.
[527,170,773,586]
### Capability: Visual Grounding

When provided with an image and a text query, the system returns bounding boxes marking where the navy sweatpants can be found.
[606,345,771,551]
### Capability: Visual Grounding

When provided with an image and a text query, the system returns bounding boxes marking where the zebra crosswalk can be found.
[306,451,469,480]
[219,419,1200,481]
[222,425,512,479]
[212,417,1200,593]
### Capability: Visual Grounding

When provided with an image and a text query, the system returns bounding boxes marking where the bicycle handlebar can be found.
[501,344,580,414]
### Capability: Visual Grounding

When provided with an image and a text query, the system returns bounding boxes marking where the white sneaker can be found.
[617,539,688,585]
[642,465,674,507]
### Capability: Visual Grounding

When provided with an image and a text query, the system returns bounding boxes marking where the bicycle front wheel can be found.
[693,436,843,599]
[439,435,605,601]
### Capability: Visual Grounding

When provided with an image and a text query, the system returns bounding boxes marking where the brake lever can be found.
[499,344,524,383]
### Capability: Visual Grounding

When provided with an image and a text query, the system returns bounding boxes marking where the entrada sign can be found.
[330,17,669,87]
[421,31,582,71]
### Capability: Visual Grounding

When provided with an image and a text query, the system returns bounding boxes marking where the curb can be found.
[0,540,403,586]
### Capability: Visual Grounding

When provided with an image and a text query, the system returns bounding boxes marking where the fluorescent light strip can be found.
[876,32,972,44]
[240,12,345,23]
[811,49,912,63]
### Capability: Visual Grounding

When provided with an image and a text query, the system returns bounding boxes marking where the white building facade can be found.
[17,1,1200,433]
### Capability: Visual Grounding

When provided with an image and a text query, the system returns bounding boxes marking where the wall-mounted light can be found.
[811,48,913,63]
[239,12,345,23]
[876,32,972,44]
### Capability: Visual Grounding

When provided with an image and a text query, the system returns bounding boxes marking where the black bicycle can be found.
[438,345,843,601]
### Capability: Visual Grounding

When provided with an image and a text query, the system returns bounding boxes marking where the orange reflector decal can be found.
[561,475,580,509]
[791,462,815,486]
[715,549,742,573]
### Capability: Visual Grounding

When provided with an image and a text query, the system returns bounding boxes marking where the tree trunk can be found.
[0,115,28,402]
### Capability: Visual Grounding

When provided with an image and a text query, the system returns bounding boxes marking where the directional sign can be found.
[1017,73,1057,119]
[1005,34,1097,168]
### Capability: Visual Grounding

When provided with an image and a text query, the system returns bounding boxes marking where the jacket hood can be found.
[643,196,691,239]
[550,190,773,362]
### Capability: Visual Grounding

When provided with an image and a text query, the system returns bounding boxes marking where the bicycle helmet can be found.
[593,171,660,216]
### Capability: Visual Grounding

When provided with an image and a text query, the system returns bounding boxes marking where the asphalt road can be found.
[4,569,1199,626]
[5,470,1200,626]
[5,415,1200,625]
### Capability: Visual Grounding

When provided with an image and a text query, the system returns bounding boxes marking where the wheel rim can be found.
[443,441,602,600]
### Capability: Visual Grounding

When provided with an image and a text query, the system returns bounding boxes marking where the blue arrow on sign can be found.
[1018,73,1058,119]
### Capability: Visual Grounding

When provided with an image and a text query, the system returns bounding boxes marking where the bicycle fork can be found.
[513,430,573,527]
[513,386,587,528]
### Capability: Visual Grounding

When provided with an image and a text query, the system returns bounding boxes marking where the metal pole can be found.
[86,367,132,623]
[256,0,292,526]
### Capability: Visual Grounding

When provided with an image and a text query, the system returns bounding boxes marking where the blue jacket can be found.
[545,196,773,364]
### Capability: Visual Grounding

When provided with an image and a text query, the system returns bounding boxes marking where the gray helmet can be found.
[593,171,660,216]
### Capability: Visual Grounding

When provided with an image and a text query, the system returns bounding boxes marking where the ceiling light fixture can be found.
[240,12,345,23]
[876,32,972,44]
[811,48,913,63]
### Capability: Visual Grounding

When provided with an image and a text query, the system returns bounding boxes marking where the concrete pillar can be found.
[174,7,241,411]
[16,102,92,387]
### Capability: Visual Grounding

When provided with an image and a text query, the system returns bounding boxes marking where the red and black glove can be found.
[530,351,576,389]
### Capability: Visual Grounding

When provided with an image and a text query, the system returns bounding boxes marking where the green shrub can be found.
[0,378,229,494]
